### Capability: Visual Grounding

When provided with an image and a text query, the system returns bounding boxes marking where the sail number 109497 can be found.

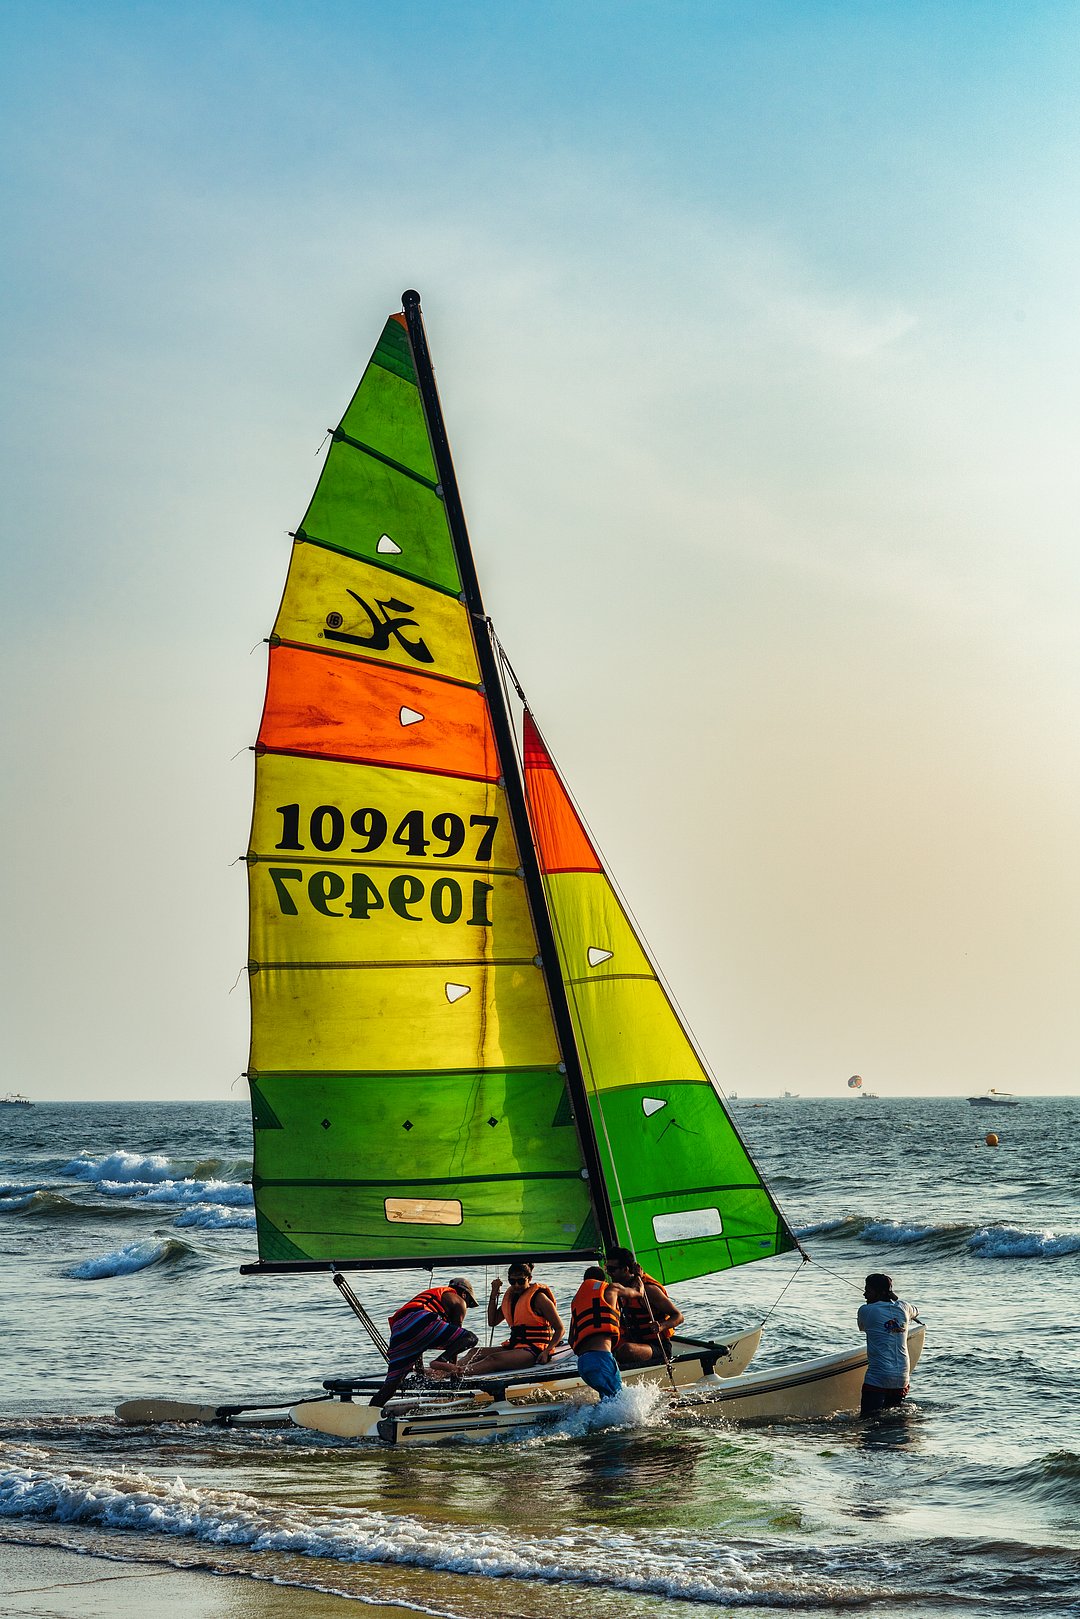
[274,804,500,861]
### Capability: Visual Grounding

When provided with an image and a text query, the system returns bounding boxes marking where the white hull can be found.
[291,1325,923,1444]
[291,1328,761,1442]
[683,1322,924,1421]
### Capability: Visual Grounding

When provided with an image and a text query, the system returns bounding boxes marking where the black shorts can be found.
[503,1340,544,1363]
[861,1381,908,1416]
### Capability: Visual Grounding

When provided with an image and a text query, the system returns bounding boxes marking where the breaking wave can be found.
[94,1178,254,1208]
[967,1226,1080,1259]
[173,1204,256,1230]
[65,1238,193,1280]
[61,1151,175,1184]
[0,1451,881,1607]
[0,1190,137,1221]
[57,1153,253,1215]
[797,1215,1080,1259]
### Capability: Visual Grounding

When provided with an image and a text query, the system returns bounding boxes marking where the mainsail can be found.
[243,292,794,1282]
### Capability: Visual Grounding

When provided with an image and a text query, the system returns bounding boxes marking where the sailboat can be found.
[116,293,923,1442]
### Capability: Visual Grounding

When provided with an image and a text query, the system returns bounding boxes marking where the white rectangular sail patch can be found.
[385,1197,463,1226]
[652,1207,723,1243]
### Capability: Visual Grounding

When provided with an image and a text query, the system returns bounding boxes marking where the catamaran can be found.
[116,293,923,1442]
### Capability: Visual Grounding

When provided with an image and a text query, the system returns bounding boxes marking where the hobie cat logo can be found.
[324,590,433,664]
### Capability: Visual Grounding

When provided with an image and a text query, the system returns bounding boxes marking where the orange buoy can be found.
[985,1133,999,1147]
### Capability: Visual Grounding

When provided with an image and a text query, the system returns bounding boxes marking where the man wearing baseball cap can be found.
[857,1272,918,1416]
[368,1276,479,1407]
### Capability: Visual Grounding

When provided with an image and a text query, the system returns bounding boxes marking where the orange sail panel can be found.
[258,645,499,780]
[522,714,601,874]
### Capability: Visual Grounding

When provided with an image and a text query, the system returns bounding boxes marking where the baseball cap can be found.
[448,1276,479,1307]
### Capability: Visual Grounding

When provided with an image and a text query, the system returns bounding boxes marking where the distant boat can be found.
[861,1092,880,1098]
[968,1089,1019,1108]
[728,1090,738,1100]
[780,1090,799,1100]
[0,1094,33,1107]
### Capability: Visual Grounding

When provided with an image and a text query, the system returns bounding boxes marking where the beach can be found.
[1,1541,419,1619]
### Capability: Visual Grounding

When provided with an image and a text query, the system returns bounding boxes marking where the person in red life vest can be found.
[445,1261,565,1377]
[568,1265,629,1401]
[605,1247,684,1368]
[367,1277,479,1407]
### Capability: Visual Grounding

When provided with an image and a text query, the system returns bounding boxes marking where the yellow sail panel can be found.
[250,756,521,873]
[562,976,706,1092]
[545,872,653,981]
[272,543,479,687]
[250,864,537,965]
[250,962,560,1074]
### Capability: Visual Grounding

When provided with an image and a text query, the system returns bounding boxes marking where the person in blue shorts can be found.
[568,1266,628,1400]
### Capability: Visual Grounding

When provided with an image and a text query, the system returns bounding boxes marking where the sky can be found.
[2,1,1079,1099]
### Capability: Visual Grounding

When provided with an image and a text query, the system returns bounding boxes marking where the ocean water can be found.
[1,1098,1078,1617]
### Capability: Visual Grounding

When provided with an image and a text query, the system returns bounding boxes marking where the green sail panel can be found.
[249,1070,595,1263]
[296,315,461,594]
[247,310,594,1269]
[522,713,796,1285]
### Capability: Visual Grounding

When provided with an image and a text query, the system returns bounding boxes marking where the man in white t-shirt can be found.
[857,1272,918,1416]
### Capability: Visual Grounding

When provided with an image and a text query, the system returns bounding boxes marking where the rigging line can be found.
[757,1254,812,1327]
[492,640,617,1252]
[331,1271,390,1361]
[227,965,245,994]
[485,1263,495,1347]
[806,1257,865,1296]
[635,1270,679,1392]
[491,625,528,705]
[492,657,634,1236]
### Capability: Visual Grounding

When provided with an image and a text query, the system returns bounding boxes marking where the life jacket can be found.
[569,1278,621,1351]
[618,1272,675,1344]
[388,1285,456,1330]
[500,1283,555,1350]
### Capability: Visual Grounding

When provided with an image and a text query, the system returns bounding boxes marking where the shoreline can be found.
[0,1540,442,1619]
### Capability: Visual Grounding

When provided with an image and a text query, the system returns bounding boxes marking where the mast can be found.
[401,289,618,1255]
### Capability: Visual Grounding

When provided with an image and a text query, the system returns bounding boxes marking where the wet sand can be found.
[0,1542,424,1619]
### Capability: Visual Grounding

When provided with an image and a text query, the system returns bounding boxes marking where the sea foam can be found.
[967,1226,1080,1259]
[0,1453,866,1607]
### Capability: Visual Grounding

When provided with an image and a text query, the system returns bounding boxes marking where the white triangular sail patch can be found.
[445,982,470,1004]
[587,947,613,967]
[642,1097,667,1117]
[377,534,402,554]
[399,707,424,727]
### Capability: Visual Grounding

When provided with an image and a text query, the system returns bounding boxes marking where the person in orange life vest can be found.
[443,1261,565,1377]
[605,1247,684,1368]
[367,1277,479,1407]
[568,1265,631,1401]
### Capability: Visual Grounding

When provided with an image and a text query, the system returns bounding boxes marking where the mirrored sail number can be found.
[268,868,494,927]
[274,804,499,863]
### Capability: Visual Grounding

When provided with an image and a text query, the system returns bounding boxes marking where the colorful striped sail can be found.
[522,714,795,1286]
[245,310,597,1267]
[244,293,795,1288]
